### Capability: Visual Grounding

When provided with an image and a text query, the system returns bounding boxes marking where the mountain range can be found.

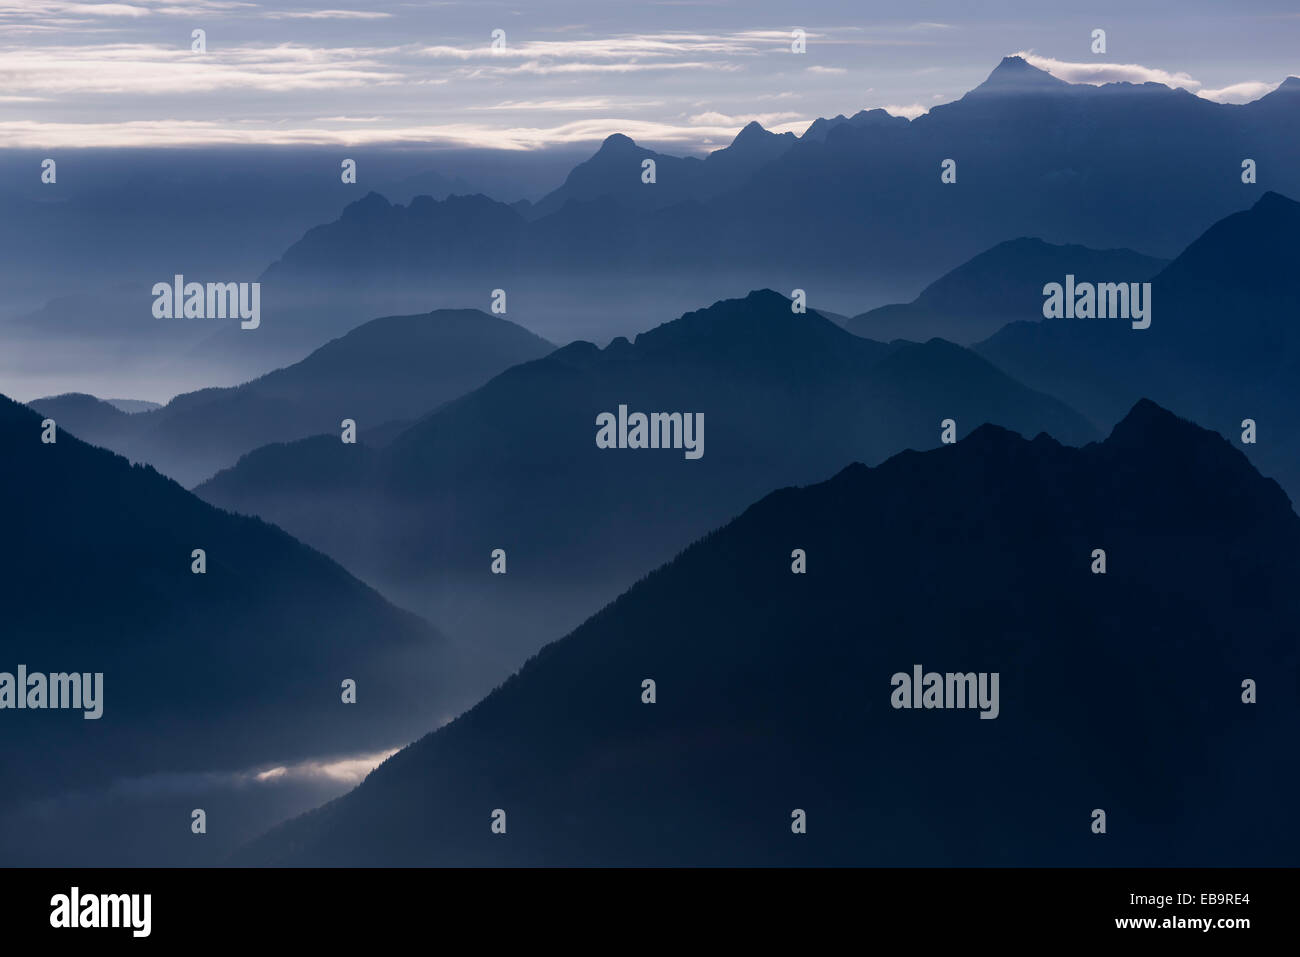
[30,308,554,486]
[246,56,1300,351]
[9,55,1296,386]
[238,399,1299,866]
[848,238,1167,344]
[974,190,1300,502]
[525,122,800,219]
[4,47,1298,871]
[196,289,1097,680]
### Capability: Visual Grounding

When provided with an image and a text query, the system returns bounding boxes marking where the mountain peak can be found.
[32,391,112,407]
[713,120,796,163]
[958,420,1024,448]
[340,191,393,221]
[1154,188,1300,288]
[743,287,791,307]
[1114,396,1183,432]
[1254,190,1300,214]
[597,132,638,153]
[992,54,1040,74]
[1246,75,1300,109]
[629,289,850,357]
[1099,399,1294,517]
[972,55,1069,95]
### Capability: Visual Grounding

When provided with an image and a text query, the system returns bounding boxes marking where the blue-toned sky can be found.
[1,0,1298,150]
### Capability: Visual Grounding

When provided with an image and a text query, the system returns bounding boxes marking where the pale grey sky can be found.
[1,0,1297,150]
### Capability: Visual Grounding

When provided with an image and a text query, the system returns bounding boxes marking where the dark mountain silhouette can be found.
[29,308,554,486]
[30,391,130,436]
[196,290,1096,684]
[800,107,910,143]
[847,238,1167,343]
[706,120,800,174]
[528,124,799,220]
[287,191,527,277]
[237,399,1299,866]
[0,392,461,809]
[252,56,1300,347]
[975,190,1300,501]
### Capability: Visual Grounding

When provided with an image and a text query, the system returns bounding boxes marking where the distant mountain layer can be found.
[975,190,1300,501]
[239,399,1300,866]
[0,393,456,805]
[30,308,554,487]
[526,122,800,219]
[196,289,1097,672]
[12,56,1295,370]
[847,238,1168,344]
[254,57,1300,343]
[105,398,161,414]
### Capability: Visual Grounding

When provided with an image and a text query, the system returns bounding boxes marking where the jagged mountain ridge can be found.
[236,399,1300,866]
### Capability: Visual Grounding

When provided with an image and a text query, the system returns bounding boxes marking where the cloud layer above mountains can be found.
[3,0,1297,148]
